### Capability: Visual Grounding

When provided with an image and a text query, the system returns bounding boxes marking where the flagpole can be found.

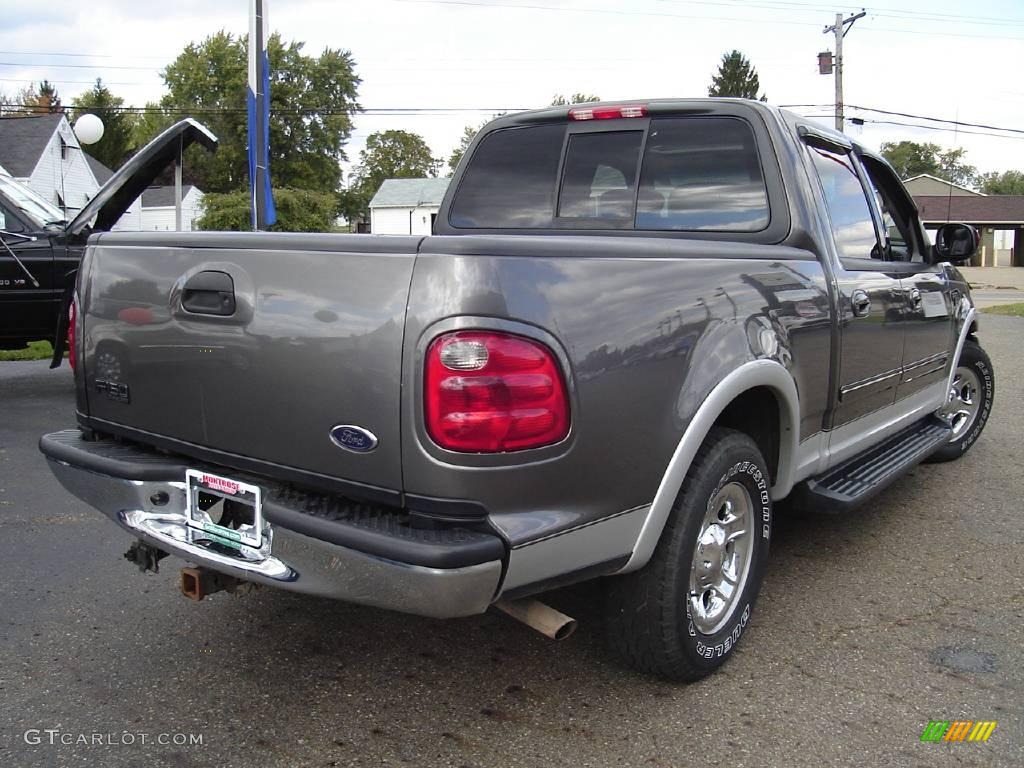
[253,0,267,231]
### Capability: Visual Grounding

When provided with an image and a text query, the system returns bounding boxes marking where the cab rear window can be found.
[449,115,769,232]
[448,124,564,229]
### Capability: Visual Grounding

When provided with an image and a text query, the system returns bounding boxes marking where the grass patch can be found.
[0,340,54,361]
[981,302,1024,318]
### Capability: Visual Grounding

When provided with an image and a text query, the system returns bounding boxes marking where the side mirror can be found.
[932,223,977,264]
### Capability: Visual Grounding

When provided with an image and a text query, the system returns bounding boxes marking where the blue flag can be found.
[248,0,276,228]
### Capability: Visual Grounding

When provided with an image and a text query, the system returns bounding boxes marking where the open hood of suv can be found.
[67,119,218,236]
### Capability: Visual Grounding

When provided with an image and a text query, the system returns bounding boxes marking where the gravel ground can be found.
[1,317,1021,768]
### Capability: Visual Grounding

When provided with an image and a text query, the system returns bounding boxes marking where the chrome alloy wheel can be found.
[688,481,754,635]
[943,365,982,441]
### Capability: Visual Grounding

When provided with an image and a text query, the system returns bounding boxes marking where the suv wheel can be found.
[605,427,772,681]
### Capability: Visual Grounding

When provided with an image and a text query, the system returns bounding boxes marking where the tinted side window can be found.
[0,203,25,233]
[808,146,879,260]
[557,131,643,222]
[449,124,564,229]
[636,117,769,232]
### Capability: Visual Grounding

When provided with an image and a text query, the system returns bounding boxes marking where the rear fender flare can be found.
[620,359,799,573]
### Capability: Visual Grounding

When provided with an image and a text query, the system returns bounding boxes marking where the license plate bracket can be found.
[185,470,263,549]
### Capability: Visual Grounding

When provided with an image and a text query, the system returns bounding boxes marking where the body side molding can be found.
[620,359,800,573]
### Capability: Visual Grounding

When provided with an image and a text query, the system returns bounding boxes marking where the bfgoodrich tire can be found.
[605,427,772,681]
[928,339,994,463]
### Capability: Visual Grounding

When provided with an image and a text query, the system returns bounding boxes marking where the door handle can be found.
[851,289,871,318]
[908,287,923,309]
[182,270,236,316]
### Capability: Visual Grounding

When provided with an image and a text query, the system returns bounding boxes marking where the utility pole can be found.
[823,9,866,132]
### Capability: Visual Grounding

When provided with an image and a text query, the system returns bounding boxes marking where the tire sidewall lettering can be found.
[686,458,770,665]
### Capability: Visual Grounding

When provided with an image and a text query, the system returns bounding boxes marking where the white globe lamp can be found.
[74,114,105,145]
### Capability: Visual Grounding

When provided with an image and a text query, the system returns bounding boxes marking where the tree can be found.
[71,79,136,170]
[708,51,765,100]
[550,93,601,106]
[17,80,61,113]
[978,170,1024,195]
[146,30,360,195]
[0,89,15,117]
[879,141,978,188]
[344,130,438,224]
[448,122,484,173]
[197,188,340,232]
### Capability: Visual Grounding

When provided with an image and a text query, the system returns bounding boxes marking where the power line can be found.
[0,50,174,60]
[4,101,1021,141]
[0,61,160,71]
[0,103,521,116]
[781,104,1024,135]
[799,113,1024,141]
[654,0,1024,27]
[389,0,1024,40]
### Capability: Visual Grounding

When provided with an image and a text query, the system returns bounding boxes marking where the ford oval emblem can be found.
[329,425,378,453]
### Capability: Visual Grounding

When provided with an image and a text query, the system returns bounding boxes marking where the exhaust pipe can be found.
[180,567,255,601]
[495,598,577,640]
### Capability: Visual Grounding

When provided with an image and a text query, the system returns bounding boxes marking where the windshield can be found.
[0,173,66,227]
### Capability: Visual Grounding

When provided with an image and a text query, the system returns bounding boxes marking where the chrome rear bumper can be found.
[44,453,503,619]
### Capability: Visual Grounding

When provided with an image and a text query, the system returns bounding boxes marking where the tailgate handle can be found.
[182,271,236,316]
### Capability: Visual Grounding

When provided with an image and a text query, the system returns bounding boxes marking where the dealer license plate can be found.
[185,470,264,549]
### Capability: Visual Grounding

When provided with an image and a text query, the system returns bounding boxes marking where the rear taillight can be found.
[67,298,76,371]
[568,104,647,121]
[425,331,570,452]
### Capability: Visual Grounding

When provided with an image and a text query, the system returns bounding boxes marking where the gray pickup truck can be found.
[41,99,993,681]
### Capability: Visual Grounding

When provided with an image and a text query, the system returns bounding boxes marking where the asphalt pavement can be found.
[1,317,1022,768]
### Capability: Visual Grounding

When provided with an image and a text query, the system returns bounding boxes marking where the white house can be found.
[139,185,205,231]
[369,178,450,235]
[0,113,143,228]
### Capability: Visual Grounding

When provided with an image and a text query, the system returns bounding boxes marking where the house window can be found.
[60,136,69,160]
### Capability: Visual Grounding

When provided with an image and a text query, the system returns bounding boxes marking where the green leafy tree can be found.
[343,130,438,225]
[197,187,340,232]
[448,122,485,173]
[978,170,1024,195]
[147,30,360,194]
[71,79,137,170]
[880,141,977,188]
[17,80,61,113]
[550,93,601,106]
[130,103,172,151]
[708,51,765,100]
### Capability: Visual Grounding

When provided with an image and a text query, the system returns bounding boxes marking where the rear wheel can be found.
[928,339,993,463]
[605,427,772,681]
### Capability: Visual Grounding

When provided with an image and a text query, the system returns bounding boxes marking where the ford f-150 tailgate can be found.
[78,231,420,500]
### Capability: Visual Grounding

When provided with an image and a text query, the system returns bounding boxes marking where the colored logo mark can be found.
[920,720,997,742]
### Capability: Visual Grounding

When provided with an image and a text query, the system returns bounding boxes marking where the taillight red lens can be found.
[67,298,76,371]
[425,331,570,452]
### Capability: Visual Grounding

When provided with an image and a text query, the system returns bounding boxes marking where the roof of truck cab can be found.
[486,97,781,127]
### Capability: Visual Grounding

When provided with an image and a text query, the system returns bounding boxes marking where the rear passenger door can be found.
[806,143,906,428]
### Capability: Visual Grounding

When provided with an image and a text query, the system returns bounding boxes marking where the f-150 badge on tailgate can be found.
[95,380,130,403]
[329,425,378,453]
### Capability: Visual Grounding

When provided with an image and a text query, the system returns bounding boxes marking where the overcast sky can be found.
[1,0,1021,181]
